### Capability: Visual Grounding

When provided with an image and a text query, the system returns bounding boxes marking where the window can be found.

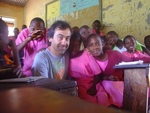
[0,16,15,36]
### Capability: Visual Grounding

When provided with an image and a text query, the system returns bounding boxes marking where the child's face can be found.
[116,40,124,49]
[13,28,19,37]
[145,37,150,48]
[87,36,103,57]
[80,28,91,42]
[92,21,101,30]
[69,38,81,57]
[105,33,118,47]
[29,21,45,40]
[124,37,136,53]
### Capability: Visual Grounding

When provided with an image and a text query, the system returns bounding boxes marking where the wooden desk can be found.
[0,87,131,113]
[0,78,78,96]
[114,64,150,113]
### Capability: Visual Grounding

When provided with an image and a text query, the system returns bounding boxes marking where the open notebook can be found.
[0,76,45,83]
[116,60,143,66]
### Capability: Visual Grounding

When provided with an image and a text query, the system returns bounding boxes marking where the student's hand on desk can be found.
[103,75,119,81]
[13,65,24,78]
[87,86,97,96]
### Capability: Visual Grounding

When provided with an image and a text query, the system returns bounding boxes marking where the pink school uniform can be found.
[69,50,130,107]
[92,29,104,37]
[15,28,48,76]
[122,50,150,63]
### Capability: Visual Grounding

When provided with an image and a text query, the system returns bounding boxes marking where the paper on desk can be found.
[116,60,143,66]
[0,76,46,83]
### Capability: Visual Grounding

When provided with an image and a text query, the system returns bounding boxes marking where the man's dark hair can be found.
[47,20,72,38]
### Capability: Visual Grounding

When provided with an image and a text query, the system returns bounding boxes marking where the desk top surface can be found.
[0,87,131,113]
[114,63,150,69]
[0,78,77,91]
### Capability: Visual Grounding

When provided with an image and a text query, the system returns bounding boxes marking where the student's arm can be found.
[0,39,23,78]
[10,39,21,66]
[9,39,23,77]
[87,73,103,96]
[17,30,44,52]
[17,37,31,52]
[142,46,150,56]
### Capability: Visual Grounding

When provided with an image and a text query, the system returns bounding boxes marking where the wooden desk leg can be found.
[147,88,149,113]
[123,68,148,113]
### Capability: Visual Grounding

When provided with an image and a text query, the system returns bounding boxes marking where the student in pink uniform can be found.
[79,25,91,50]
[68,32,82,58]
[122,35,150,63]
[15,17,48,76]
[92,20,104,36]
[69,34,131,108]
[144,35,150,56]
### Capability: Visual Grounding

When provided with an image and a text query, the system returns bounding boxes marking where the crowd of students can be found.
[0,17,150,108]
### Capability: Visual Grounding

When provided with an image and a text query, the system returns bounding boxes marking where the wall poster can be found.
[45,0,101,27]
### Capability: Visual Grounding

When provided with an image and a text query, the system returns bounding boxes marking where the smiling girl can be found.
[69,34,131,107]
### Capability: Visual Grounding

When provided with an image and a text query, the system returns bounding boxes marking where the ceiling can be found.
[0,0,29,7]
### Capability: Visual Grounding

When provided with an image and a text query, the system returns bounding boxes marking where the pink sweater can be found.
[15,28,48,76]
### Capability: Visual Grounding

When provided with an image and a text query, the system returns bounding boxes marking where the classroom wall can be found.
[24,0,150,44]
[24,0,53,27]
[0,2,24,30]
[102,0,150,44]
[24,0,100,28]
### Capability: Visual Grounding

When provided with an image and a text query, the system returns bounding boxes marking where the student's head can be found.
[144,35,150,50]
[47,20,72,56]
[22,24,27,30]
[72,26,79,33]
[123,35,136,53]
[68,32,82,57]
[92,20,102,31]
[29,17,45,39]
[101,35,111,50]
[105,31,119,49]
[0,19,9,50]
[86,34,103,57]
[116,39,124,49]
[79,25,91,43]
[13,28,19,38]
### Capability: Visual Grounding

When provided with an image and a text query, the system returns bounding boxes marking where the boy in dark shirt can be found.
[0,19,22,79]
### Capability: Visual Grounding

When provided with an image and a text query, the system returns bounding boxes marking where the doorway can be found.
[0,16,15,36]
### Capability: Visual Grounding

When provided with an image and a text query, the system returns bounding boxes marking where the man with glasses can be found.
[15,17,48,76]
